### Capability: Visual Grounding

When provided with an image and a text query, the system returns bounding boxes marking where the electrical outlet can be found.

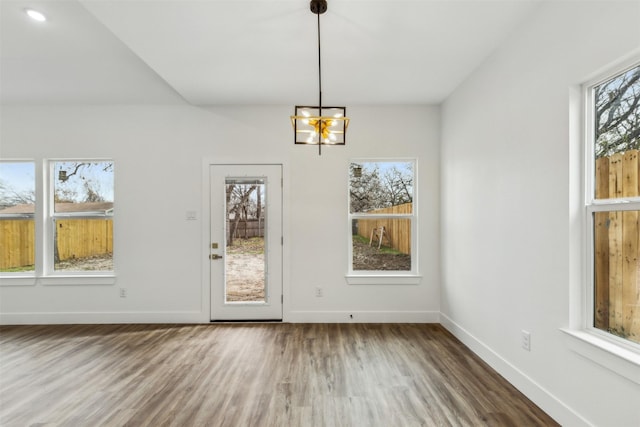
[119,288,127,298]
[521,330,531,351]
[315,286,323,297]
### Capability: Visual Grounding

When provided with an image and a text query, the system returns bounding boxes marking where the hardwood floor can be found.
[0,323,558,426]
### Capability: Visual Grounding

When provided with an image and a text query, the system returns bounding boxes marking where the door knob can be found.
[209,254,223,260]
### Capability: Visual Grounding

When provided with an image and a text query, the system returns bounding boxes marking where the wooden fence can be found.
[0,219,113,270]
[355,203,411,254]
[0,219,35,269]
[594,150,640,342]
[55,219,113,261]
[227,218,264,241]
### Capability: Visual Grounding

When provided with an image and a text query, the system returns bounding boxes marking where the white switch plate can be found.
[522,330,531,351]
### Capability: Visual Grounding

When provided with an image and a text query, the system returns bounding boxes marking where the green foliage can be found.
[0,264,35,273]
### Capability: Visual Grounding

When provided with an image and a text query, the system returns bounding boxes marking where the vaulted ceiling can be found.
[0,0,541,106]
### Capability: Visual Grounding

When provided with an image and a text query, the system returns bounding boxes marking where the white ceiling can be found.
[0,0,541,106]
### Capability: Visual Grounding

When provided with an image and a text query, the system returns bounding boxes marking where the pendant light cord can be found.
[317,11,323,155]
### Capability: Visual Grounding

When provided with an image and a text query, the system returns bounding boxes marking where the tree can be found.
[349,163,385,213]
[55,162,113,203]
[381,166,413,207]
[256,186,262,223]
[349,162,413,213]
[595,65,640,158]
[0,179,35,209]
[226,184,257,246]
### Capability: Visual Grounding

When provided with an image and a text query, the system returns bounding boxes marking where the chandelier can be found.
[291,0,349,155]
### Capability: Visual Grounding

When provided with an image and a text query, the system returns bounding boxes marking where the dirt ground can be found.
[55,254,113,271]
[226,238,265,302]
[352,239,411,271]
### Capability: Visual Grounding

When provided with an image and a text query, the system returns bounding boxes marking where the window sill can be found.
[345,275,422,285]
[0,276,37,286]
[0,275,116,286]
[40,275,116,286]
[560,328,640,385]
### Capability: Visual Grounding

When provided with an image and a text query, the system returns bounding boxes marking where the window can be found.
[50,161,114,273]
[348,160,417,281]
[586,62,640,347]
[0,159,114,281]
[0,161,36,274]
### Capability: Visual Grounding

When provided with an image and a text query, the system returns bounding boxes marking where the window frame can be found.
[0,158,115,285]
[582,59,640,354]
[346,158,421,285]
[45,159,115,277]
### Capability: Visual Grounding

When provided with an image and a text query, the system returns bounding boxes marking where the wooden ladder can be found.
[369,226,390,250]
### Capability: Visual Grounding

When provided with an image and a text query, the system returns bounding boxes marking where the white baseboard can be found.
[1,310,438,325]
[439,313,591,427]
[285,310,439,323]
[0,311,205,325]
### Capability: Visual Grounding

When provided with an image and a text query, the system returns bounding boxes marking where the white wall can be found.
[441,1,640,426]
[0,105,440,324]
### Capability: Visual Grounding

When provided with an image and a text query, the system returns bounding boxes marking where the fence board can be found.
[355,203,412,255]
[609,153,624,198]
[595,150,640,342]
[622,210,639,336]
[594,212,610,329]
[609,211,624,331]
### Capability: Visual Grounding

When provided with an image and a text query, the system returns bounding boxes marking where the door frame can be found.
[201,160,288,323]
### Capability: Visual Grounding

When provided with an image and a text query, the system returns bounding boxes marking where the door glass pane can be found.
[225,178,266,302]
[0,161,35,273]
[593,211,640,345]
[352,218,411,271]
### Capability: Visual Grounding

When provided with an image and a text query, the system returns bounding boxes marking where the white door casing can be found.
[209,164,283,320]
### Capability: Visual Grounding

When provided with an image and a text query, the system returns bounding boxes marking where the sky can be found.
[0,161,114,205]
[351,160,414,180]
[0,161,35,195]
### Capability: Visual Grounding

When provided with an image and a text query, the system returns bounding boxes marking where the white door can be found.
[210,164,282,320]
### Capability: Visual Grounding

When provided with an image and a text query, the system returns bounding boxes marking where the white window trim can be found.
[346,158,420,285]
[0,159,115,285]
[45,159,115,280]
[565,52,640,382]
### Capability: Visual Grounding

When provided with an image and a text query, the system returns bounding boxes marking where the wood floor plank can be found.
[0,323,558,426]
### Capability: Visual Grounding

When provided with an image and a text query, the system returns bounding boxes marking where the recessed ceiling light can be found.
[25,9,47,22]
